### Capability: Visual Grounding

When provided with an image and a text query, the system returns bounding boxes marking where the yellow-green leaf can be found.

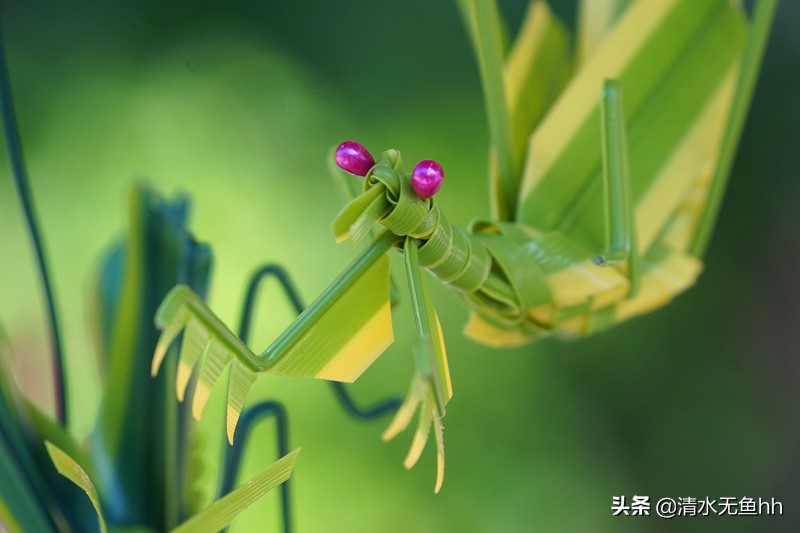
[504,0,570,172]
[576,0,633,66]
[45,441,107,533]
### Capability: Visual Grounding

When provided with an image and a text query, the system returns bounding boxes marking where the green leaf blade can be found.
[45,441,107,533]
[504,0,571,169]
[0,435,55,533]
[91,185,213,529]
[171,449,300,533]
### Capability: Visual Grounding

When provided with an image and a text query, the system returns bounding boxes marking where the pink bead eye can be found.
[335,140,375,176]
[411,159,444,199]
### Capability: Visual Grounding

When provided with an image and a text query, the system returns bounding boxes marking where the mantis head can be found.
[335,140,444,200]
[332,141,446,246]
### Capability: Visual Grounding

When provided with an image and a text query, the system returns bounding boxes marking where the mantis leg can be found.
[217,401,291,533]
[380,238,450,493]
[237,264,401,420]
[152,230,399,446]
[594,78,641,298]
[689,0,778,257]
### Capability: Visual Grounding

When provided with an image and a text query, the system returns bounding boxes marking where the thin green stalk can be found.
[690,0,779,256]
[0,22,67,425]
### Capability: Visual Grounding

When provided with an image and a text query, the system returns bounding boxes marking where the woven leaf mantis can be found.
[152,0,777,495]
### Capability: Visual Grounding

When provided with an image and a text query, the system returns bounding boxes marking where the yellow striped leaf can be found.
[576,0,633,66]
[518,0,746,256]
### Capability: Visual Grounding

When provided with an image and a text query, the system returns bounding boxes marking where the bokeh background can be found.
[1,1,798,531]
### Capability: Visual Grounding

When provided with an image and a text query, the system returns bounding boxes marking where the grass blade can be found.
[171,449,300,533]
[45,441,107,533]
[0,434,55,533]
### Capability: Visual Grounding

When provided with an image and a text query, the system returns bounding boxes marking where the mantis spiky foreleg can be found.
[216,263,402,533]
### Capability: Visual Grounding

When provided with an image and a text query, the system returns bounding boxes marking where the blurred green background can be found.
[1,1,798,531]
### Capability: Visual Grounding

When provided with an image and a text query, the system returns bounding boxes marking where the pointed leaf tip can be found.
[152,304,189,376]
[176,323,211,402]
[192,341,234,420]
[151,344,167,377]
[382,378,422,442]
[171,449,301,533]
[403,396,433,470]
[227,362,257,445]
[227,405,239,445]
[45,441,107,533]
[433,414,445,494]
